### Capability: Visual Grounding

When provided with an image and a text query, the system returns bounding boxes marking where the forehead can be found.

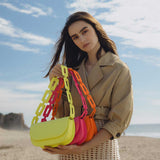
[68,20,92,36]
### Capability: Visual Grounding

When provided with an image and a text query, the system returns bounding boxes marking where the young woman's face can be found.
[68,20,99,52]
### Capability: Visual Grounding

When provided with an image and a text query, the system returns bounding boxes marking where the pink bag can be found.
[69,69,97,143]
[69,69,88,145]
[70,116,87,145]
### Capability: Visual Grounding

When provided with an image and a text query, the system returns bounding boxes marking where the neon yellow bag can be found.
[30,65,75,148]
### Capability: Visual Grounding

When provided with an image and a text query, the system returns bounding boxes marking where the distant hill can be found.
[0,112,29,130]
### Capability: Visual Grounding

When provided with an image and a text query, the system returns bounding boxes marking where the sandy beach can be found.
[0,128,160,160]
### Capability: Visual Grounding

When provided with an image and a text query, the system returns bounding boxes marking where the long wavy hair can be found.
[45,11,118,77]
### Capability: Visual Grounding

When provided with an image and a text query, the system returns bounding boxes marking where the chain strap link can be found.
[69,68,96,118]
[31,78,59,125]
[61,65,75,119]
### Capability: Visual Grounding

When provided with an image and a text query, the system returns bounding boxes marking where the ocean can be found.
[125,124,160,138]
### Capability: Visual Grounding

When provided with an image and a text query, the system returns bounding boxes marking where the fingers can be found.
[43,146,66,154]
[42,145,80,155]
[43,146,60,154]
[49,64,63,80]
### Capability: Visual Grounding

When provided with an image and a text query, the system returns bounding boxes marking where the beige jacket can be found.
[58,51,133,139]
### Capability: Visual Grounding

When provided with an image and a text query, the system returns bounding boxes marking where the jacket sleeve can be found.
[102,65,133,139]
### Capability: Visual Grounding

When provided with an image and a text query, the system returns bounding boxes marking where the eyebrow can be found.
[70,26,88,38]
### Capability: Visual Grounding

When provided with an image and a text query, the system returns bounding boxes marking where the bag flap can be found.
[30,117,73,141]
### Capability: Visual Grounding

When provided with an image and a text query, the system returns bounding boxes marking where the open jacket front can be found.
[57,51,133,139]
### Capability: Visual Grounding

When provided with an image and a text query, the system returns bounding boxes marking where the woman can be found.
[43,11,133,160]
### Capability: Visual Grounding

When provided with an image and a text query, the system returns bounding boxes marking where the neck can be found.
[86,42,105,65]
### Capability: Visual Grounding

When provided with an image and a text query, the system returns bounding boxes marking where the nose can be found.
[79,35,85,43]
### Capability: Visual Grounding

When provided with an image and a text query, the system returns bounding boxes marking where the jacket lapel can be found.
[78,52,117,91]
[87,63,104,90]
[76,52,118,112]
[78,59,90,90]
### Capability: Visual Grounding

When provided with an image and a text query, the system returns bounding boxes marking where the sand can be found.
[0,128,160,160]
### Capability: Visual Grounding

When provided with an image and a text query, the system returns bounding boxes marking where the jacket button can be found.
[116,133,121,137]
[110,136,114,140]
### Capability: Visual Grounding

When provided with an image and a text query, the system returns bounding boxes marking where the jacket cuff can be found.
[102,121,123,139]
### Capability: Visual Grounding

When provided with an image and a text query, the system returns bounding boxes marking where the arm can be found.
[102,66,133,139]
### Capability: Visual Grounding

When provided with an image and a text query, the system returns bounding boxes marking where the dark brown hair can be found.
[45,11,118,77]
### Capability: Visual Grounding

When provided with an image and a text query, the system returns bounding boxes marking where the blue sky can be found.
[0,0,160,127]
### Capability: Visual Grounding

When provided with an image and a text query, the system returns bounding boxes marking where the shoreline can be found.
[0,129,160,160]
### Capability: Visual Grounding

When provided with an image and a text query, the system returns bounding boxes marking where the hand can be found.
[49,64,63,81]
[43,144,85,155]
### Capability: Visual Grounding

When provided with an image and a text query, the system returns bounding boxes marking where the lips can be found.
[83,43,89,48]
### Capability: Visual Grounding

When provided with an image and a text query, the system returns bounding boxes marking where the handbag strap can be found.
[51,78,64,120]
[68,69,88,118]
[41,78,64,122]
[69,68,96,118]
[31,65,79,125]
[31,77,60,125]
[61,65,75,119]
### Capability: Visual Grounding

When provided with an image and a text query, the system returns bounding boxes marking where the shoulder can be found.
[100,51,130,73]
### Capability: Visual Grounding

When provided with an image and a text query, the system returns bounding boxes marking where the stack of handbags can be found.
[30,65,97,148]
[68,68,97,144]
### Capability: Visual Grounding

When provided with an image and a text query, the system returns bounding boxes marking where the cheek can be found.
[72,41,84,51]
[93,33,99,43]
[73,41,81,48]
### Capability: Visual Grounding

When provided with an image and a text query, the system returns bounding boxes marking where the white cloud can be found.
[0,80,49,92]
[66,0,113,13]
[0,17,19,38]
[17,82,49,92]
[0,2,53,17]
[67,0,160,50]
[0,80,49,127]
[0,87,41,127]
[0,17,54,46]
[0,41,39,53]
[121,53,160,67]
[151,100,160,106]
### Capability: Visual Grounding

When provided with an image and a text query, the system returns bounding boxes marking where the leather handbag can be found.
[30,65,75,148]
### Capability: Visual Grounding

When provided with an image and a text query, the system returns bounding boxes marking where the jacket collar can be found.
[78,52,119,91]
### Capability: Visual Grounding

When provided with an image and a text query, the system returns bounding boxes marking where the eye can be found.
[72,35,79,40]
[82,30,88,35]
